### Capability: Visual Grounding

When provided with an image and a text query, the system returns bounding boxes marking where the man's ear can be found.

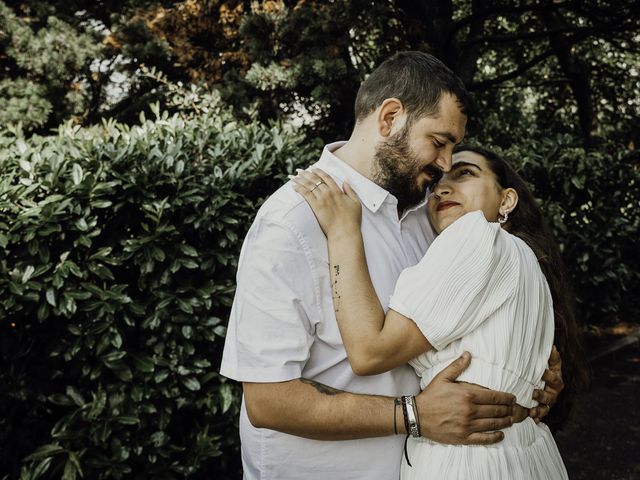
[376,98,405,137]
[500,188,519,216]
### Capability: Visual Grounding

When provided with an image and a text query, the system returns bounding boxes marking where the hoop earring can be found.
[498,212,509,224]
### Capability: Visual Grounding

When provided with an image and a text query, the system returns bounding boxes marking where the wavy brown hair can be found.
[454,145,589,430]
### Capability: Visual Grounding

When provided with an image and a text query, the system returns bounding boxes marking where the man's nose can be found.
[434,148,453,173]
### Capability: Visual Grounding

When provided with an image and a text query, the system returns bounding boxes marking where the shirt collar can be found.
[315,142,429,217]
[315,142,390,214]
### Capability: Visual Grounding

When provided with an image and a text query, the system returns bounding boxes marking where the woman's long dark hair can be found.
[454,145,589,430]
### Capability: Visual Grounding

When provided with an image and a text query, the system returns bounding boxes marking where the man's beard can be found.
[372,125,441,213]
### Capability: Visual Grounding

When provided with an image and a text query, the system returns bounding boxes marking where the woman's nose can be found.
[433,181,451,196]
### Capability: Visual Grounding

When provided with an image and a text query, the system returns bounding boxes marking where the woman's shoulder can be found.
[434,212,531,278]
[505,232,544,274]
[448,209,494,230]
[421,211,506,275]
[433,210,501,250]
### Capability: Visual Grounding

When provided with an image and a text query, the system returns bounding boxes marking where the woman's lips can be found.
[436,201,460,212]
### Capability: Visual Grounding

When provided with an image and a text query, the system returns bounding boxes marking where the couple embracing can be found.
[221,51,585,479]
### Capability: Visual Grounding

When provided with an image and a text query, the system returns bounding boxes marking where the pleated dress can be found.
[388,211,568,480]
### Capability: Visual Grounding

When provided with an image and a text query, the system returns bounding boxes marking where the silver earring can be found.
[498,212,509,224]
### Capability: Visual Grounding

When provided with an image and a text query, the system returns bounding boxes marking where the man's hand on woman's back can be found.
[415,352,517,445]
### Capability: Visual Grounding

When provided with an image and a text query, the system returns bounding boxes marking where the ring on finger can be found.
[310,180,324,192]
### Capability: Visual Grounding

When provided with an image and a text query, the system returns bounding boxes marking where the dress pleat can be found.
[389,212,568,480]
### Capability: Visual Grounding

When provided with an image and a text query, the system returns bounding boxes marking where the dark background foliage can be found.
[2,0,639,145]
[0,91,319,478]
[1,0,638,478]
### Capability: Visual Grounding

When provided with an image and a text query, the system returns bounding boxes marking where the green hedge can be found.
[502,137,640,326]
[0,96,319,479]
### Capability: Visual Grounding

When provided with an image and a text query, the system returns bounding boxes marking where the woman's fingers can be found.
[309,168,340,191]
[291,169,322,191]
[291,180,318,204]
[290,168,355,201]
[289,168,362,237]
[290,176,316,196]
[343,181,361,203]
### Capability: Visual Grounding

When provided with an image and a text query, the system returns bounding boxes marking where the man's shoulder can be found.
[253,182,324,241]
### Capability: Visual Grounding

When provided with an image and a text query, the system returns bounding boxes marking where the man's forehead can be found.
[432,130,464,144]
[414,109,466,143]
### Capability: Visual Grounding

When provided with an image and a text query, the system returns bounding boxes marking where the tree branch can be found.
[461,25,592,49]
[602,37,640,54]
[489,78,571,90]
[450,2,579,36]
[467,16,639,92]
[570,0,638,26]
[462,19,639,51]
[468,49,556,91]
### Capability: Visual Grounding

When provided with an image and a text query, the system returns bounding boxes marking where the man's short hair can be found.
[354,51,471,124]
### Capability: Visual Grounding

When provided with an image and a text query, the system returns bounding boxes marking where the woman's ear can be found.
[500,188,519,217]
[376,98,404,137]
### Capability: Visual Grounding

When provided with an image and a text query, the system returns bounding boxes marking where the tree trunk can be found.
[540,8,595,147]
[453,0,488,85]
[395,0,454,61]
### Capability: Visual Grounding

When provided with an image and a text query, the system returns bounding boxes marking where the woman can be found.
[291,146,586,479]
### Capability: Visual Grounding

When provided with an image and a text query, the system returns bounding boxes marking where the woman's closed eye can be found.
[455,167,476,178]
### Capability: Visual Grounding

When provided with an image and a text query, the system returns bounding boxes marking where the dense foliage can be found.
[2,1,638,146]
[502,138,639,325]
[0,88,319,479]
[1,0,639,478]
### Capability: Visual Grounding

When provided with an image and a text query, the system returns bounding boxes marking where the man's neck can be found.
[332,139,411,219]
[332,134,377,182]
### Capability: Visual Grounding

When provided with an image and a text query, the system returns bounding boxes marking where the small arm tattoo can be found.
[300,378,344,396]
[332,264,341,312]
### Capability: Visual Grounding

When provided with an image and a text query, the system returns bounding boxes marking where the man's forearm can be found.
[243,379,402,441]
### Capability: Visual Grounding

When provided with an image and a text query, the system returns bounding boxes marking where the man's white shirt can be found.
[221,142,435,479]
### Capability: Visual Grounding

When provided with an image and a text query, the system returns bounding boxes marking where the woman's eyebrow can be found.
[451,161,482,171]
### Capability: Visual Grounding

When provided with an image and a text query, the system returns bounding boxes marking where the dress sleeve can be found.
[388,211,518,351]
[220,217,317,382]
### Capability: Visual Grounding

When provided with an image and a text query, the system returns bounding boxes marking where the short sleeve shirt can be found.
[220,142,435,480]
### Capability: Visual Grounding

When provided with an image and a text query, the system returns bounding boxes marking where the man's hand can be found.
[415,352,516,445]
[529,345,564,422]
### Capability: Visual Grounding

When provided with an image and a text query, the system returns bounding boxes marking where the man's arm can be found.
[243,379,393,441]
[244,352,518,445]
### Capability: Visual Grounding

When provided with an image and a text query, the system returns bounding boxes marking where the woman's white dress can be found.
[388,211,568,480]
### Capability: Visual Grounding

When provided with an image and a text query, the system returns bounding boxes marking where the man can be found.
[221,51,562,479]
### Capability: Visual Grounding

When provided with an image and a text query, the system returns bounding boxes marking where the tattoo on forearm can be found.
[300,378,344,396]
[332,264,341,313]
